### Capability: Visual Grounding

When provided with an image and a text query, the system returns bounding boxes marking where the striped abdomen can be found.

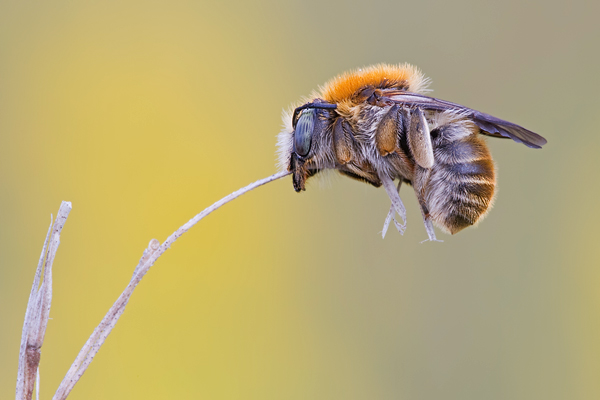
[422,133,496,234]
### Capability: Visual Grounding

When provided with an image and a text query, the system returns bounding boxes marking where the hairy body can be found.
[278,64,545,238]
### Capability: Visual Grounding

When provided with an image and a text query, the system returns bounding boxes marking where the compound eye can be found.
[294,108,316,157]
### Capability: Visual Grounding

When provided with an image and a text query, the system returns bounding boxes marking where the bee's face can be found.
[277,64,546,240]
[287,101,337,192]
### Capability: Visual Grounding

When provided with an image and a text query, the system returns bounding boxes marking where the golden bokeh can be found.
[2,1,599,399]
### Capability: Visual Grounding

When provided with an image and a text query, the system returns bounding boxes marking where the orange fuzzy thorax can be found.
[317,63,430,104]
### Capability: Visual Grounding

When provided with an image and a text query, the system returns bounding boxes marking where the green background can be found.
[1,1,599,399]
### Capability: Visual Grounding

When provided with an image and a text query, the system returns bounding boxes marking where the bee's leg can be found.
[333,118,355,164]
[374,106,407,237]
[412,167,442,243]
[381,180,404,238]
[407,108,434,169]
[418,204,442,243]
[375,104,400,156]
[407,109,441,242]
[378,172,406,237]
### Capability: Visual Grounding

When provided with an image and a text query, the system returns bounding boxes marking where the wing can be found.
[387,92,547,149]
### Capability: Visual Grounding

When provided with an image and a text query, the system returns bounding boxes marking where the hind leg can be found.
[378,173,407,238]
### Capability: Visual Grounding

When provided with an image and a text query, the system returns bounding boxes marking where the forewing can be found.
[388,92,547,149]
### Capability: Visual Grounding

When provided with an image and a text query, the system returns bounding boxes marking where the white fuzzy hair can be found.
[276,107,295,172]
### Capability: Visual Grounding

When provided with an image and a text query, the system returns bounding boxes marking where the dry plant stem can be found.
[52,170,290,400]
[16,201,72,400]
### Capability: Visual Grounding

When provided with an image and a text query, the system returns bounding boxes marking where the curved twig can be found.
[50,171,290,400]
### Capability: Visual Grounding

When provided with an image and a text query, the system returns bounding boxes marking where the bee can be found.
[277,64,547,241]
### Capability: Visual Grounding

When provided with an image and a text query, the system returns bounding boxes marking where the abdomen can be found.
[424,133,496,234]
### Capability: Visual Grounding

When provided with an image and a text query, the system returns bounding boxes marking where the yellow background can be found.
[1,1,599,399]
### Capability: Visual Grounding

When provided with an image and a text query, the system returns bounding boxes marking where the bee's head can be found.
[285,100,337,192]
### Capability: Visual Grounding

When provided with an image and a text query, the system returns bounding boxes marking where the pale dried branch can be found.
[52,170,289,400]
[16,201,72,400]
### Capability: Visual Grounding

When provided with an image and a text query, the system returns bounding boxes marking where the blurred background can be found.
[1,1,599,399]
